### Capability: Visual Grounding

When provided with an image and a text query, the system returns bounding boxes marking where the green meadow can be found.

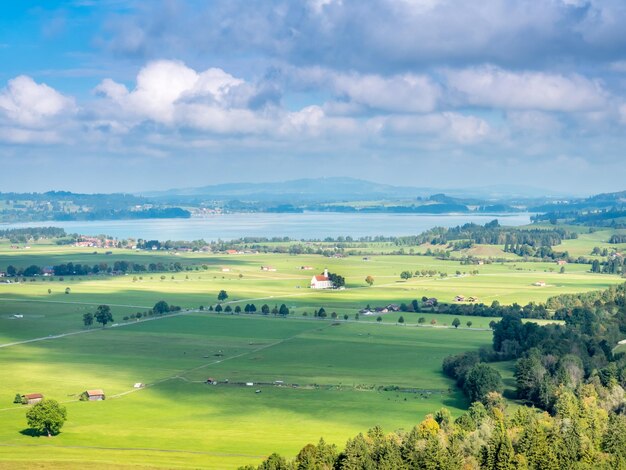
[0,237,624,468]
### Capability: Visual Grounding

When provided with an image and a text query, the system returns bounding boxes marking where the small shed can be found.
[454,295,465,302]
[133,383,144,389]
[21,393,43,405]
[85,389,105,401]
[206,378,217,385]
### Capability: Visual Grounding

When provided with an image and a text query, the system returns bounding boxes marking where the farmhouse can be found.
[556,260,567,266]
[21,393,43,405]
[261,266,277,272]
[424,297,438,307]
[42,266,54,276]
[0,271,5,277]
[225,249,241,255]
[84,389,105,401]
[311,269,333,289]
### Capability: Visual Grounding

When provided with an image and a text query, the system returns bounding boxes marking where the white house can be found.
[311,269,334,289]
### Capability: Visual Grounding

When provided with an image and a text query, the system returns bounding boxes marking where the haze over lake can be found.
[3,212,532,241]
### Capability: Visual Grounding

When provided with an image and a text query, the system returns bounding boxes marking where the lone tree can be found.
[365,275,374,286]
[400,271,413,281]
[398,316,405,324]
[26,399,67,437]
[217,290,229,301]
[452,318,461,329]
[279,304,290,317]
[153,300,170,315]
[376,316,382,323]
[466,320,473,328]
[327,272,345,288]
[94,305,113,327]
[82,312,94,329]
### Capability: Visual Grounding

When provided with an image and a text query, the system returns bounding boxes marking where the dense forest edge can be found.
[243,283,626,469]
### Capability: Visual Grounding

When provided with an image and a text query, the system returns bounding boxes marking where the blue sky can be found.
[0,0,625,194]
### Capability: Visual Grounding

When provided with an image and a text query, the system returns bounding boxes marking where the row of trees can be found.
[5,260,188,277]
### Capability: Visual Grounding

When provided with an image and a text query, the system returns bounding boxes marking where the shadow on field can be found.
[19,428,40,437]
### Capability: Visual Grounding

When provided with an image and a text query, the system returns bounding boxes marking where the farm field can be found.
[0,313,488,469]
[0,240,624,468]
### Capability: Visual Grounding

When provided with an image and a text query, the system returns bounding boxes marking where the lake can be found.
[3,212,533,241]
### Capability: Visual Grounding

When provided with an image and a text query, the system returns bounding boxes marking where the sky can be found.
[0,0,625,195]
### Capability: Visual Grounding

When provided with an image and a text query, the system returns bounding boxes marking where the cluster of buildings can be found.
[17,389,106,405]
[75,237,115,248]
[454,295,479,303]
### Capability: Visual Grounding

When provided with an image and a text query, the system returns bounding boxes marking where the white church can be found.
[310,269,334,289]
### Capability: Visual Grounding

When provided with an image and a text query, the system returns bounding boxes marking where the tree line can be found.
[248,283,626,469]
[4,260,188,277]
[243,388,626,469]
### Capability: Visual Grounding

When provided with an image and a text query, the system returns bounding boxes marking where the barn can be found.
[21,393,43,405]
[84,389,105,401]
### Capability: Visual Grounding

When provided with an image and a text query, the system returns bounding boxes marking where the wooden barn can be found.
[85,389,105,401]
[21,393,43,405]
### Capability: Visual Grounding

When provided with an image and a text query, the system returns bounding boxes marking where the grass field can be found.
[0,313,489,468]
[0,239,624,468]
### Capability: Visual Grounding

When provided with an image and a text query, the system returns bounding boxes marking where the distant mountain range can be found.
[142,177,573,202]
[0,180,622,223]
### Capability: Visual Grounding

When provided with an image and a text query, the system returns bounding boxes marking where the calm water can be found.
[3,212,532,241]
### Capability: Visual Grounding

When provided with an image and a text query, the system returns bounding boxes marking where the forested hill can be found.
[532,190,626,227]
[0,192,190,222]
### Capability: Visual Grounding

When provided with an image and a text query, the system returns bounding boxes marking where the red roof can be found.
[23,393,43,399]
[86,389,105,396]
[314,275,329,282]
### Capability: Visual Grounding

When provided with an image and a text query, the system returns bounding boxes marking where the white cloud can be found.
[291,67,440,113]
[95,60,248,125]
[279,105,358,137]
[443,113,491,143]
[307,0,342,14]
[506,110,563,134]
[366,112,491,144]
[0,75,75,127]
[0,127,62,144]
[332,72,440,113]
[446,65,607,112]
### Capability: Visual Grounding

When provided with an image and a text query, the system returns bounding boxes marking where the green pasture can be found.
[0,240,623,468]
[0,243,622,344]
[0,314,487,468]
